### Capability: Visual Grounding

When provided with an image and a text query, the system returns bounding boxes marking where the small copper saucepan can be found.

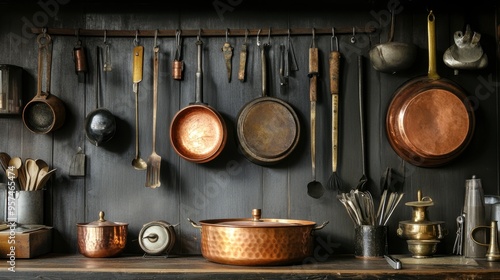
[23,31,66,134]
[77,211,128,258]
[170,36,227,163]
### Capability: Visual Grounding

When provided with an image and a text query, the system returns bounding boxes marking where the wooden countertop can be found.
[1,254,500,279]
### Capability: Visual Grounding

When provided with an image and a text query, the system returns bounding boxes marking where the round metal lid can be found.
[199,209,316,227]
[77,211,128,227]
[139,220,176,255]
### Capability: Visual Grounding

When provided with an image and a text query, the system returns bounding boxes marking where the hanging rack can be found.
[30,27,375,38]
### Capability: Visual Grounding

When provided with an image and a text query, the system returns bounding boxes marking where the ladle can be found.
[307,29,325,199]
[131,43,147,170]
[368,9,416,73]
[84,46,116,147]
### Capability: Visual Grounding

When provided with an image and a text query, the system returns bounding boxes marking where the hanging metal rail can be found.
[30,27,375,38]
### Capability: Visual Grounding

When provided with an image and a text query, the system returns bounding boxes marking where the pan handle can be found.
[260,43,268,97]
[195,37,204,104]
[427,11,440,80]
[187,218,202,229]
[313,221,329,231]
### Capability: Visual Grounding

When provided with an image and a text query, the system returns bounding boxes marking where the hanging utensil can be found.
[238,29,248,82]
[356,55,368,192]
[306,28,324,199]
[172,29,183,80]
[103,30,112,72]
[22,29,66,134]
[85,46,116,146]
[369,9,417,73]
[146,32,161,189]
[287,29,299,72]
[327,28,344,193]
[443,24,488,75]
[73,29,88,83]
[222,28,233,82]
[131,34,147,170]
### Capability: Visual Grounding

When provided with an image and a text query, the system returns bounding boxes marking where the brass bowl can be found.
[397,221,447,240]
[77,211,128,258]
[407,239,439,258]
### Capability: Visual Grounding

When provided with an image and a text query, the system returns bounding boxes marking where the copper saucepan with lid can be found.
[188,209,328,266]
[77,211,128,258]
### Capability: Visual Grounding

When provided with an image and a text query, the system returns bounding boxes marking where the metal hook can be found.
[244,29,248,44]
[103,30,107,44]
[310,27,316,48]
[266,27,271,46]
[75,28,81,46]
[154,29,158,48]
[197,28,201,41]
[175,29,182,60]
[134,30,139,46]
[256,29,262,46]
[175,29,181,45]
[350,27,356,44]
[331,27,339,52]
[225,28,229,42]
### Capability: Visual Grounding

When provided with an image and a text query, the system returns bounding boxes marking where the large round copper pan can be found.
[188,209,328,266]
[386,11,475,167]
[170,38,227,163]
[236,43,300,165]
[170,104,226,163]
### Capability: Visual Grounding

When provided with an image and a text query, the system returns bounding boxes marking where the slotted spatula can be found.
[145,43,161,188]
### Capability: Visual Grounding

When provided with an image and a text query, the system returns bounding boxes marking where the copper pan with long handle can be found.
[170,35,227,163]
[386,11,475,167]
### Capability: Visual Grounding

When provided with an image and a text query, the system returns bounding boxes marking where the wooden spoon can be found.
[35,159,49,172]
[36,168,56,190]
[25,158,39,191]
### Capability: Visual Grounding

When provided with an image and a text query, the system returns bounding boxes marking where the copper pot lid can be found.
[199,209,316,227]
[77,211,128,227]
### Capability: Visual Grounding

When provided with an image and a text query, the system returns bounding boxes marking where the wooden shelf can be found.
[2,254,499,279]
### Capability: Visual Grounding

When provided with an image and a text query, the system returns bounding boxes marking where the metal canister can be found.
[463,175,487,258]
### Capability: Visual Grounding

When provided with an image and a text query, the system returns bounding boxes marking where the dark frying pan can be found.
[23,32,66,134]
[170,36,227,163]
[236,36,300,165]
[386,11,475,167]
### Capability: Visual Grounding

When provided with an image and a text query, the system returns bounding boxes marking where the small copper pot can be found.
[188,209,328,266]
[77,211,128,258]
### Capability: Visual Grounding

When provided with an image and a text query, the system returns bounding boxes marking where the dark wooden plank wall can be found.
[0,1,498,256]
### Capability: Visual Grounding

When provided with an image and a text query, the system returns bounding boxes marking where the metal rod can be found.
[31,27,376,38]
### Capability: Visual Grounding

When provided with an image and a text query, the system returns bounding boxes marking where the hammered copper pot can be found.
[77,211,128,258]
[188,209,328,266]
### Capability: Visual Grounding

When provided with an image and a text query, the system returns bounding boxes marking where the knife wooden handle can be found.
[133,45,144,83]
[329,51,340,95]
[308,47,319,75]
